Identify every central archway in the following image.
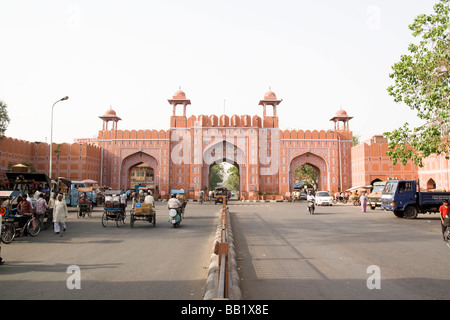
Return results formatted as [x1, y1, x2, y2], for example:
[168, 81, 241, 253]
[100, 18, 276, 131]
[202, 140, 246, 195]
[289, 152, 329, 192]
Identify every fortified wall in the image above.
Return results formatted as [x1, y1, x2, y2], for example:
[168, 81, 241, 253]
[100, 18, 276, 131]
[3, 89, 448, 198]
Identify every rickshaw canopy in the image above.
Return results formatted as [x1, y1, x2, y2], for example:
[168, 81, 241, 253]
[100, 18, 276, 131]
[0, 190, 21, 198]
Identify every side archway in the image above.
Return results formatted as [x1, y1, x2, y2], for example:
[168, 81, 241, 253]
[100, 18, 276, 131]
[289, 152, 329, 191]
[120, 152, 159, 190]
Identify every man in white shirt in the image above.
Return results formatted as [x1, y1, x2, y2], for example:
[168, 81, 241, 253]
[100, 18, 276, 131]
[167, 194, 182, 210]
[144, 192, 155, 208]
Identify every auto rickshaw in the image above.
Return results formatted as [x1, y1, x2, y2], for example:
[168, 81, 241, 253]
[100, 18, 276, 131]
[214, 187, 228, 205]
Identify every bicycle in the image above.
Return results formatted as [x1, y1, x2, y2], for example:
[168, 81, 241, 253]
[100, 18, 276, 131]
[1, 214, 41, 244]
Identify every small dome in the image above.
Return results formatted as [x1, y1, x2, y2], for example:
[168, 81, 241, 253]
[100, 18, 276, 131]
[104, 108, 117, 116]
[264, 90, 277, 101]
[173, 90, 186, 100]
[335, 109, 348, 116]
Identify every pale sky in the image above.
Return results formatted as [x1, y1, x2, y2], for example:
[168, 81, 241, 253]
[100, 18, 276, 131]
[0, 0, 437, 144]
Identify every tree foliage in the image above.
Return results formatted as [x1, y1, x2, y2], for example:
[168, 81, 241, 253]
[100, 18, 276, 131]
[209, 164, 224, 190]
[294, 164, 318, 190]
[385, 0, 450, 167]
[0, 100, 10, 138]
[224, 165, 239, 190]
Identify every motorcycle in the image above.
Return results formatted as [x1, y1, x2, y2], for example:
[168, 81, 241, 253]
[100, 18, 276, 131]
[307, 200, 315, 215]
[168, 208, 182, 227]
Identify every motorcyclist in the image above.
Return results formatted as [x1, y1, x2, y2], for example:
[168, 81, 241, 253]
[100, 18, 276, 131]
[307, 190, 315, 200]
[306, 190, 315, 212]
[168, 194, 182, 214]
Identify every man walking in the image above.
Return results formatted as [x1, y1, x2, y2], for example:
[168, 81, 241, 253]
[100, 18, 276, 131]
[439, 199, 449, 241]
[34, 193, 48, 228]
[54, 194, 68, 236]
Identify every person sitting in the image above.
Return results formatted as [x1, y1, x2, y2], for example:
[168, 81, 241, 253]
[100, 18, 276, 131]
[168, 194, 182, 214]
[144, 191, 155, 208]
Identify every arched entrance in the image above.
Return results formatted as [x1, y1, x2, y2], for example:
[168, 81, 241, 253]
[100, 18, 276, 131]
[120, 152, 159, 190]
[202, 140, 245, 195]
[370, 178, 382, 185]
[289, 152, 329, 192]
[209, 161, 240, 194]
[427, 178, 436, 190]
[129, 163, 154, 189]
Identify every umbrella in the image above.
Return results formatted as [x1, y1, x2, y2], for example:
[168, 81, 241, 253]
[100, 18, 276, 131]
[82, 179, 98, 185]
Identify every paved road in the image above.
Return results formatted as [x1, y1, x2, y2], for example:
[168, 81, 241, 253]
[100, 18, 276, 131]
[3, 200, 450, 301]
[231, 202, 450, 300]
[0, 202, 218, 300]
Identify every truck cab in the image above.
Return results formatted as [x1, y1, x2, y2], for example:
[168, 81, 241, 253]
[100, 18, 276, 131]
[382, 180, 450, 219]
[381, 180, 415, 217]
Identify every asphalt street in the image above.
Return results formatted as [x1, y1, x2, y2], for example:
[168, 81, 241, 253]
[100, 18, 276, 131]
[231, 201, 450, 300]
[0, 201, 218, 300]
[2, 200, 450, 301]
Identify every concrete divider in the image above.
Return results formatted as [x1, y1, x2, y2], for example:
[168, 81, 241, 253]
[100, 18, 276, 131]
[203, 206, 242, 300]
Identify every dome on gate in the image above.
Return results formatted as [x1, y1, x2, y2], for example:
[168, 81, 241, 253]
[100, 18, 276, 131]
[335, 108, 348, 116]
[173, 90, 186, 100]
[104, 107, 117, 116]
[263, 90, 277, 101]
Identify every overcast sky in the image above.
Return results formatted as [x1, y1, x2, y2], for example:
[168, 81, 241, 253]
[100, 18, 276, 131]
[0, 0, 437, 144]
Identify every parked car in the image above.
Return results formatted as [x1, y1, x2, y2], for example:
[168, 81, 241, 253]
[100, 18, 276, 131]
[315, 191, 333, 206]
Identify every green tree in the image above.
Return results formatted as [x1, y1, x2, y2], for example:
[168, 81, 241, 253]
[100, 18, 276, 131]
[294, 164, 318, 190]
[0, 100, 10, 138]
[209, 164, 224, 190]
[224, 165, 239, 190]
[385, 0, 450, 167]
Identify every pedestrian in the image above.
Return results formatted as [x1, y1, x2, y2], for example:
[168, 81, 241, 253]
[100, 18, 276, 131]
[360, 191, 367, 212]
[48, 192, 57, 221]
[53, 194, 68, 236]
[120, 191, 128, 215]
[34, 193, 48, 228]
[439, 199, 449, 241]
[0, 205, 3, 265]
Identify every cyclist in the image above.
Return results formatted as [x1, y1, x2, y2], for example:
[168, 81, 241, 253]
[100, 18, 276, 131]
[17, 196, 35, 230]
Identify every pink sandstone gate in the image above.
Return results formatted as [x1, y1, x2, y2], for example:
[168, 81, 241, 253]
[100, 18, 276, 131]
[97, 89, 353, 199]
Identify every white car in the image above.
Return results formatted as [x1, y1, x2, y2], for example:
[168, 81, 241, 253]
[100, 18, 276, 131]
[315, 191, 333, 206]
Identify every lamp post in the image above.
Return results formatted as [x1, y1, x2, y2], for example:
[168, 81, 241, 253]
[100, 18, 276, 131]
[329, 130, 342, 193]
[49, 96, 69, 179]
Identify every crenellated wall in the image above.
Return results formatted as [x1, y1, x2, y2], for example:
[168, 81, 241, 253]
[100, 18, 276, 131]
[0, 136, 102, 183]
[351, 135, 419, 187]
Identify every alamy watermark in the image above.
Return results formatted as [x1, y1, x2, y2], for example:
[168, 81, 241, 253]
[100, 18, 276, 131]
[366, 265, 381, 290]
[170, 128, 280, 175]
[366, 5, 381, 30]
[66, 265, 81, 290]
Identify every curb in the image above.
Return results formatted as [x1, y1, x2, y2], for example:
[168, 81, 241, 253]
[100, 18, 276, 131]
[203, 209, 242, 300]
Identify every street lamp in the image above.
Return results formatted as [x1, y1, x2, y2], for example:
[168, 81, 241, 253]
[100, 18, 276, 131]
[49, 96, 69, 179]
[328, 129, 342, 193]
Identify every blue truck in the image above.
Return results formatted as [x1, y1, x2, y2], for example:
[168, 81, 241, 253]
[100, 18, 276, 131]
[381, 180, 450, 219]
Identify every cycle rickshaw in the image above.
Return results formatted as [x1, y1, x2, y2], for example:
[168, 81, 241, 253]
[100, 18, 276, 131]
[1, 190, 40, 244]
[77, 188, 93, 218]
[101, 191, 125, 228]
[130, 203, 156, 228]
